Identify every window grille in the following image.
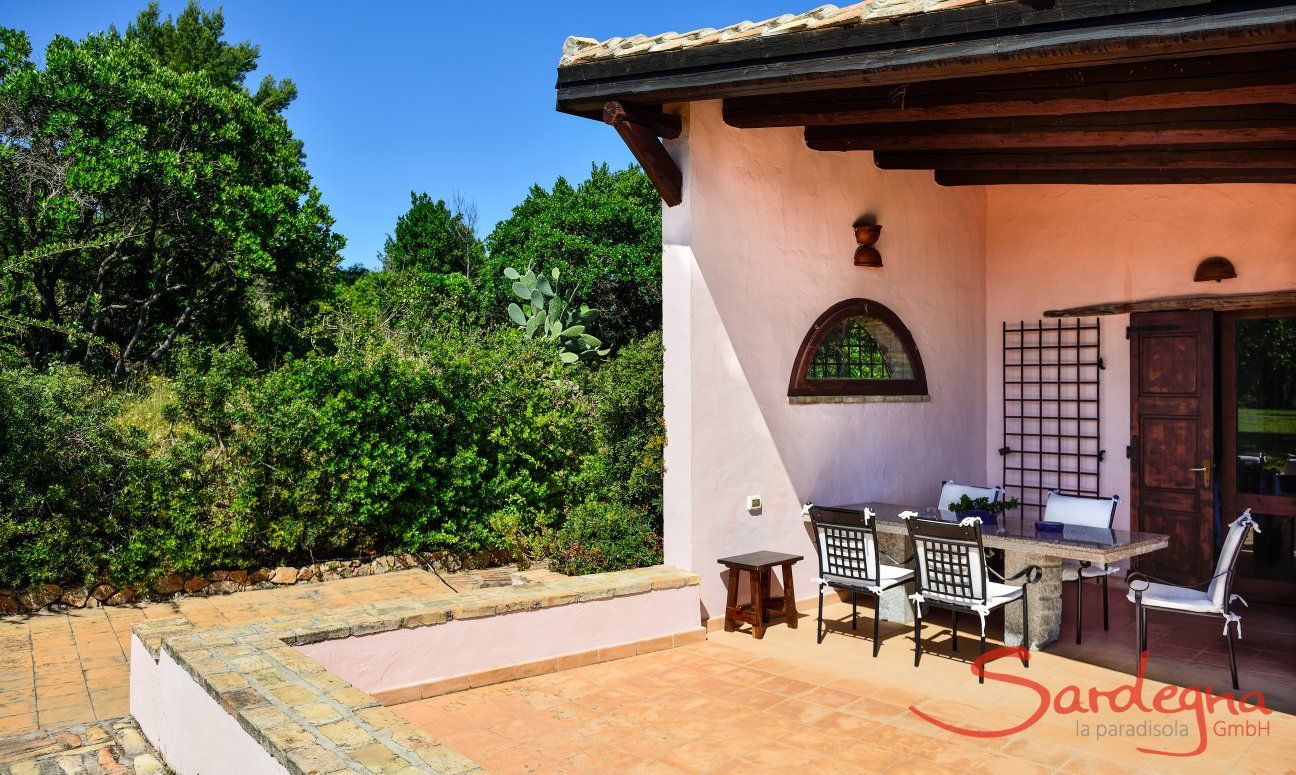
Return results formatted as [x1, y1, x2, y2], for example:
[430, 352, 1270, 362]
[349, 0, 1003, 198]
[807, 318, 914, 381]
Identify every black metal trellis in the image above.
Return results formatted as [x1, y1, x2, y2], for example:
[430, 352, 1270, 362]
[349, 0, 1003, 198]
[1001, 318, 1104, 519]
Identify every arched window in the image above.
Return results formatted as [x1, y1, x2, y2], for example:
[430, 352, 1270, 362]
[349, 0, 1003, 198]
[788, 299, 928, 399]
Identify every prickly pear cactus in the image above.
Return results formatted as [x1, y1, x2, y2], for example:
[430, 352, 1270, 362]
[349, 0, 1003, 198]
[504, 266, 610, 363]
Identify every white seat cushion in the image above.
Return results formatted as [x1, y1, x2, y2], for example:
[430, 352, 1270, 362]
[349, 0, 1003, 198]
[923, 580, 1023, 610]
[824, 563, 913, 591]
[1126, 582, 1220, 614]
[1061, 559, 1118, 581]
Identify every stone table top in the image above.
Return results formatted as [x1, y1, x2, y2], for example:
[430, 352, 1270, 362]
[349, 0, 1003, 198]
[808, 501, 1169, 565]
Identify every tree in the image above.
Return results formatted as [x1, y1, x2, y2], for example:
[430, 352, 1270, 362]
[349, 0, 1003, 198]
[124, 1, 297, 112]
[381, 192, 484, 277]
[482, 164, 661, 348]
[0, 8, 342, 377]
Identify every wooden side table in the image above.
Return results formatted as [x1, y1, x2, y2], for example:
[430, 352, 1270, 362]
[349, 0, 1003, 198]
[717, 551, 803, 639]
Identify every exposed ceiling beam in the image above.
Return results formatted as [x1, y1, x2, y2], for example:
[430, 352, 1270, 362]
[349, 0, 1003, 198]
[805, 106, 1296, 151]
[874, 146, 1296, 170]
[723, 51, 1296, 127]
[602, 101, 681, 139]
[603, 102, 682, 206]
[933, 169, 1296, 185]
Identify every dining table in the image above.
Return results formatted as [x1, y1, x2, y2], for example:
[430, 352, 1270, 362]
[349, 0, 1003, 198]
[806, 501, 1170, 649]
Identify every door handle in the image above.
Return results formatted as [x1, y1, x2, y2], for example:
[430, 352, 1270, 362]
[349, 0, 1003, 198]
[1189, 459, 1212, 488]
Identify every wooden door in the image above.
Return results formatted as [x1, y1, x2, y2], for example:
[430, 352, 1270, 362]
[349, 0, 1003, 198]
[1130, 310, 1215, 584]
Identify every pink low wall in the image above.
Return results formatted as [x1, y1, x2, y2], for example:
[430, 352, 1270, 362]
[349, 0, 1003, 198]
[130, 636, 290, 775]
[296, 585, 699, 694]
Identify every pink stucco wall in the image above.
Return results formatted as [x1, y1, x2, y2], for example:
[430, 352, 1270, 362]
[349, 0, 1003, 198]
[296, 586, 700, 694]
[666, 101, 1296, 618]
[663, 100, 989, 620]
[984, 185, 1296, 531]
[131, 636, 290, 775]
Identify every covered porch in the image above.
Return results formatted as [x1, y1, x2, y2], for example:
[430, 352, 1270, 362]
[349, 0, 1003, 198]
[556, 0, 1296, 759]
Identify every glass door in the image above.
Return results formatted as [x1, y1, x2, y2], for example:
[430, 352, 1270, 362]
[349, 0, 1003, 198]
[1221, 309, 1296, 601]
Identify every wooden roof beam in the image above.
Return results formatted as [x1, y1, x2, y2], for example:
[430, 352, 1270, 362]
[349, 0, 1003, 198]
[603, 101, 682, 206]
[933, 169, 1296, 185]
[723, 50, 1296, 126]
[805, 106, 1296, 151]
[874, 146, 1296, 171]
[1045, 290, 1296, 317]
[602, 101, 681, 139]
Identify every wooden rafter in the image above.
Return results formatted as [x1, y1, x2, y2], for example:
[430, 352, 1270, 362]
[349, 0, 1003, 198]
[602, 102, 681, 139]
[933, 169, 1296, 185]
[603, 101, 683, 206]
[806, 105, 1296, 152]
[1045, 290, 1296, 317]
[723, 51, 1296, 127]
[874, 146, 1296, 171]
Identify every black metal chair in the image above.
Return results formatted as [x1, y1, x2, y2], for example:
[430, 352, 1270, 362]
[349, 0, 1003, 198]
[1128, 509, 1259, 691]
[1043, 491, 1121, 644]
[810, 507, 915, 657]
[902, 513, 1041, 683]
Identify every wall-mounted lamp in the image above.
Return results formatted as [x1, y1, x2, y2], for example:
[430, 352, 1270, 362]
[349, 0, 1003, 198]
[1194, 256, 1237, 283]
[853, 220, 882, 267]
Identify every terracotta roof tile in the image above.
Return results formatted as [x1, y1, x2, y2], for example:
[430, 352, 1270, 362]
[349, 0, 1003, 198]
[559, 0, 1010, 66]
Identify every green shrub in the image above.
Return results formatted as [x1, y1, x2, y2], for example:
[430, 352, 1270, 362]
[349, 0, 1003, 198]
[548, 502, 662, 576]
[0, 366, 139, 588]
[576, 331, 664, 520]
[228, 326, 589, 561]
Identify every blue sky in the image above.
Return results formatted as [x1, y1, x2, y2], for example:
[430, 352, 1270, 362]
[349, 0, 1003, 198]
[4, 0, 797, 267]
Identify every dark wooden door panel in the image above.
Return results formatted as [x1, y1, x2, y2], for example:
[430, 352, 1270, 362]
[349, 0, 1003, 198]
[1139, 508, 1213, 580]
[1139, 416, 1201, 490]
[1139, 335, 1200, 395]
[1130, 310, 1214, 584]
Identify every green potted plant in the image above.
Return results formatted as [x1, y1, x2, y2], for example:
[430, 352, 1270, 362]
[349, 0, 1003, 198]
[947, 494, 1020, 526]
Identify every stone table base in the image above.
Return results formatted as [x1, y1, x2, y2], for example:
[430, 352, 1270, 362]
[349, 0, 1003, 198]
[1003, 551, 1063, 650]
[875, 531, 915, 624]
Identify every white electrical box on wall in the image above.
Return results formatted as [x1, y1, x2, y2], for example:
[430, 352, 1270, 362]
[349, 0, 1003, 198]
[746, 495, 762, 512]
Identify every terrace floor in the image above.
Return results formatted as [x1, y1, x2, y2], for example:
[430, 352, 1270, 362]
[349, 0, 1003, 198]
[394, 595, 1296, 775]
[0, 566, 543, 738]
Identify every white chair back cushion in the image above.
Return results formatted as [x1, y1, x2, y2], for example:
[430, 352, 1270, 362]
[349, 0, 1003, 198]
[1208, 514, 1252, 609]
[938, 482, 1000, 510]
[1044, 492, 1118, 529]
[816, 524, 878, 582]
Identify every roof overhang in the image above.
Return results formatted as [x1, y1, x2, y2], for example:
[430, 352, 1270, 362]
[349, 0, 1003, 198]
[558, 0, 1296, 113]
[555, 0, 1296, 195]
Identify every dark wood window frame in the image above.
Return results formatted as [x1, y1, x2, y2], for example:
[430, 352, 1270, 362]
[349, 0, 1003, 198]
[788, 298, 929, 399]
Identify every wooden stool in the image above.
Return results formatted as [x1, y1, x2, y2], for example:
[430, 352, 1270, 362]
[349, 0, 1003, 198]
[717, 551, 803, 639]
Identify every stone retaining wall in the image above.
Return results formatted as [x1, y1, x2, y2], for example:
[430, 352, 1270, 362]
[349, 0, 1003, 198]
[0, 551, 513, 615]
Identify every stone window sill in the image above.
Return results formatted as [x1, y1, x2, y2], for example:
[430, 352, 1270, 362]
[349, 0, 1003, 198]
[789, 394, 931, 405]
